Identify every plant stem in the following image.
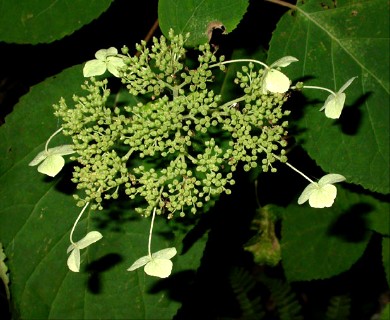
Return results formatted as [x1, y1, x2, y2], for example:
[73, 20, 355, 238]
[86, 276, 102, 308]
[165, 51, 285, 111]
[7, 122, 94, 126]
[69, 201, 90, 245]
[148, 207, 157, 258]
[265, 0, 297, 10]
[260, 146, 316, 184]
[209, 59, 268, 69]
[301, 85, 335, 95]
[44, 127, 63, 152]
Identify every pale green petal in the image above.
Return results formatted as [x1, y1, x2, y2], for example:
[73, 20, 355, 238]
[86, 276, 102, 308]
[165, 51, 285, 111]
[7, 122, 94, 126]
[127, 255, 151, 271]
[37, 154, 64, 177]
[104, 47, 118, 57]
[144, 258, 173, 278]
[83, 59, 107, 77]
[298, 183, 318, 205]
[338, 77, 357, 94]
[324, 92, 346, 119]
[95, 48, 109, 60]
[318, 174, 346, 186]
[48, 144, 75, 156]
[67, 248, 80, 272]
[270, 56, 298, 68]
[264, 69, 290, 93]
[308, 184, 337, 208]
[106, 57, 125, 77]
[76, 231, 103, 250]
[152, 247, 177, 260]
[66, 243, 75, 254]
[29, 150, 48, 166]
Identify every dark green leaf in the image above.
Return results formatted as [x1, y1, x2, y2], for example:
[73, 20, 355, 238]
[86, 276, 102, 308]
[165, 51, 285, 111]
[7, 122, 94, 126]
[158, 0, 249, 47]
[268, 0, 389, 194]
[280, 185, 387, 281]
[0, 0, 113, 44]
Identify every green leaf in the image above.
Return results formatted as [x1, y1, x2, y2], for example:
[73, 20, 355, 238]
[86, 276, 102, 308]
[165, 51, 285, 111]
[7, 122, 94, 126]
[268, 0, 389, 194]
[382, 237, 390, 288]
[0, 0, 113, 44]
[280, 185, 389, 281]
[0, 66, 206, 318]
[158, 0, 249, 47]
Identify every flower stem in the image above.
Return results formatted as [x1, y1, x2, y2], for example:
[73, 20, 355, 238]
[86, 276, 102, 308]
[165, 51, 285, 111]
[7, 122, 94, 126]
[44, 127, 63, 152]
[69, 201, 90, 245]
[148, 207, 157, 258]
[261, 146, 316, 184]
[300, 85, 335, 96]
[209, 59, 268, 69]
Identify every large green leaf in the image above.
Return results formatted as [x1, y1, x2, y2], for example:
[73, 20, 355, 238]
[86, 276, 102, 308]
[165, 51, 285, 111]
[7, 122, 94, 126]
[0, 0, 113, 44]
[158, 0, 249, 47]
[268, 0, 389, 194]
[280, 185, 389, 281]
[0, 66, 206, 318]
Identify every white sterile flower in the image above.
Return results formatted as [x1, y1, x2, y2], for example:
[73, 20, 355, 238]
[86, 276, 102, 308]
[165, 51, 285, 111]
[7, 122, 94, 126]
[29, 145, 74, 177]
[320, 77, 357, 119]
[262, 56, 298, 94]
[298, 174, 346, 208]
[67, 231, 103, 272]
[83, 47, 126, 77]
[128, 247, 177, 278]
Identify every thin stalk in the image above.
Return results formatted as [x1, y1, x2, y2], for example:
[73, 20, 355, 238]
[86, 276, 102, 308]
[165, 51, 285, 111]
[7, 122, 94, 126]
[148, 207, 157, 258]
[44, 127, 63, 152]
[69, 202, 90, 245]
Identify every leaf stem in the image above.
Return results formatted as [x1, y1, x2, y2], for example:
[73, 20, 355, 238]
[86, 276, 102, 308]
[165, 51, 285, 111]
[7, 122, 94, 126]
[45, 127, 63, 153]
[69, 201, 90, 245]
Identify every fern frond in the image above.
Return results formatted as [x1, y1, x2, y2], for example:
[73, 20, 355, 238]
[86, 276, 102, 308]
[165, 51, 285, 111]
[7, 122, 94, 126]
[325, 295, 351, 320]
[261, 276, 303, 320]
[229, 268, 265, 319]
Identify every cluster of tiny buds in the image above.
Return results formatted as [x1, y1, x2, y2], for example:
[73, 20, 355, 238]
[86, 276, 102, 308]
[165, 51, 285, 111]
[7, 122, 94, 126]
[53, 30, 291, 216]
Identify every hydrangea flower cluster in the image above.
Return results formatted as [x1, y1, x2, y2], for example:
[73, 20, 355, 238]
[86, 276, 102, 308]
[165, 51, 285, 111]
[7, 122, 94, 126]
[52, 31, 293, 218]
[29, 30, 354, 274]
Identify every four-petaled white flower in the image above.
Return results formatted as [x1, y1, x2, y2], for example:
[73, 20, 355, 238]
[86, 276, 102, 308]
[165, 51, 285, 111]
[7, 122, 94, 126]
[298, 174, 346, 208]
[67, 231, 103, 272]
[262, 56, 298, 94]
[29, 145, 74, 177]
[320, 77, 357, 119]
[83, 47, 126, 77]
[128, 247, 177, 278]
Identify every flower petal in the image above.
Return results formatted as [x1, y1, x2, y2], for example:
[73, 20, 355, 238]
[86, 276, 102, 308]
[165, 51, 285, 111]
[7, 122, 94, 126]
[318, 174, 346, 186]
[297, 183, 318, 205]
[29, 150, 48, 166]
[152, 247, 177, 260]
[144, 258, 173, 278]
[76, 231, 103, 250]
[127, 255, 151, 271]
[83, 60, 107, 77]
[37, 154, 65, 177]
[106, 57, 126, 77]
[270, 56, 299, 68]
[67, 248, 80, 272]
[324, 92, 346, 119]
[264, 69, 290, 93]
[48, 145, 75, 156]
[67, 243, 75, 254]
[308, 184, 337, 208]
[338, 77, 357, 94]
